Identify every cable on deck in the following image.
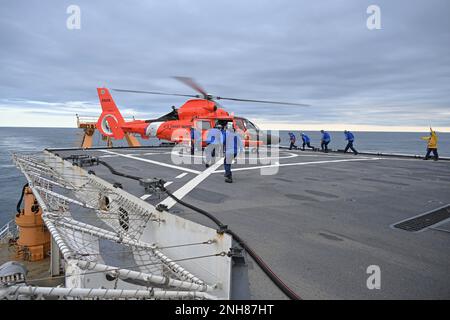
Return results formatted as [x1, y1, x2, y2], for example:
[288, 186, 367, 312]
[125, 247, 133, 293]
[99, 159, 302, 300]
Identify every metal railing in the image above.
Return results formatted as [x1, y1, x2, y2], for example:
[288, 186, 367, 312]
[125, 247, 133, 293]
[0, 220, 18, 243]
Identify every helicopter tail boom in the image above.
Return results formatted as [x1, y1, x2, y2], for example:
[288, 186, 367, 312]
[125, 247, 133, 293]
[96, 88, 126, 139]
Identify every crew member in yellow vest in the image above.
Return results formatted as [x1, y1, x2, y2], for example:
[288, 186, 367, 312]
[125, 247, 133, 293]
[421, 128, 439, 161]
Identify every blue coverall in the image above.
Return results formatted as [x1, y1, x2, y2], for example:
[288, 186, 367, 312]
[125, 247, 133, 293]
[301, 134, 314, 150]
[321, 132, 331, 151]
[344, 131, 358, 155]
[223, 130, 244, 179]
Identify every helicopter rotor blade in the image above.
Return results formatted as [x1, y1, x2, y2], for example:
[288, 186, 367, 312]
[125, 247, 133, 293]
[112, 88, 199, 99]
[114, 77, 309, 107]
[215, 96, 309, 107]
[173, 76, 208, 97]
[173, 76, 308, 106]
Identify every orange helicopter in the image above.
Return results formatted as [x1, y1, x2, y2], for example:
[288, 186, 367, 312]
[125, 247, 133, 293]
[96, 77, 308, 147]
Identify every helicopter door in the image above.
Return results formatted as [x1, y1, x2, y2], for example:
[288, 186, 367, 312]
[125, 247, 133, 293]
[194, 119, 212, 131]
[194, 119, 213, 146]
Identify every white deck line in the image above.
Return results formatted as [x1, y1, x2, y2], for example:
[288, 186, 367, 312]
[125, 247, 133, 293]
[164, 181, 173, 187]
[98, 155, 118, 158]
[157, 158, 224, 210]
[171, 149, 299, 160]
[175, 172, 188, 179]
[140, 194, 152, 200]
[100, 150, 201, 174]
[213, 157, 382, 173]
[142, 152, 173, 155]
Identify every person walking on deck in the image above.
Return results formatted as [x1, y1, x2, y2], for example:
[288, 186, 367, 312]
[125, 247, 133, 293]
[301, 133, 315, 150]
[223, 123, 244, 183]
[421, 128, 439, 161]
[320, 130, 331, 152]
[344, 130, 358, 155]
[190, 126, 201, 156]
[204, 124, 223, 167]
[288, 132, 298, 150]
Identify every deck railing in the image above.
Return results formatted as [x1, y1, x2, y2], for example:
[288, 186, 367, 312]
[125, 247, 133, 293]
[0, 220, 18, 243]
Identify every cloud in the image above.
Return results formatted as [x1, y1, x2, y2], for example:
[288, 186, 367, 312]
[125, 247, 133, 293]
[0, 0, 449, 130]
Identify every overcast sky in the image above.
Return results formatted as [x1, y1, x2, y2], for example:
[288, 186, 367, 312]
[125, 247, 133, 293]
[0, 0, 449, 131]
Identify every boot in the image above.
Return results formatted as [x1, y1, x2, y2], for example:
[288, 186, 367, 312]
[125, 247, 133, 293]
[225, 175, 233, 183]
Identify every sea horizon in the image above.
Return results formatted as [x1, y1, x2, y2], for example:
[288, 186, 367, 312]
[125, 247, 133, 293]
[1, 125, 449, 134]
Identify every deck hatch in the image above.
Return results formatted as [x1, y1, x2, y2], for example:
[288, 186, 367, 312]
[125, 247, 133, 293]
[393, 205, 450, 232]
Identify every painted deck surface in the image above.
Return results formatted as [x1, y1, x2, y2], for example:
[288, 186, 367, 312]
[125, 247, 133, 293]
[47, 147, 450, 299]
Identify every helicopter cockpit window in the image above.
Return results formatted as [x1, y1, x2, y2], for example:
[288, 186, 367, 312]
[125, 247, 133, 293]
[215, 120, 228, 128]
[243, 119, 258, 131]
[196, 121, 211, 130]
[235, 119, 246, 131]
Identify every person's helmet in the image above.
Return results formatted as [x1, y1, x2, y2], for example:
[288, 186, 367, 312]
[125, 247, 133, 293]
[320, 130, 324, 133]
[344, 130, 348, 133]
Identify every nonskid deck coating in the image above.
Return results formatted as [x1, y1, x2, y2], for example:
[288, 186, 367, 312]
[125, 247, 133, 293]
[53, 147, 450, 299]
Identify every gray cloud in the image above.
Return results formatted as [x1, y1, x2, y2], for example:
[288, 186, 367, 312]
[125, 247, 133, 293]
[0, 0, 449, 128]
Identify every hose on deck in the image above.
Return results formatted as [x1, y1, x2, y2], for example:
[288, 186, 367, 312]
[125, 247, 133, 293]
[16, 183, 29, 214]
[98, 159, 301, 300]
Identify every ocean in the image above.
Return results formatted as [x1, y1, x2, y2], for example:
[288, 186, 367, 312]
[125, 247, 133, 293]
[1, 127, 449, 226]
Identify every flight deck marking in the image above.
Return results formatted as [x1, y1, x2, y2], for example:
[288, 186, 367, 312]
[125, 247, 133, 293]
[213, 157, 382, 173]
[170, 149, 298, 160]
[98, 155, 118, 158]
[140, 194, 152, 200]
[279, 146, 372, 158]
[176, 172, 188, 179]
[100, 150, 201, 174]
[287, 153, 352, 158]
[143, 152, 173, 155]
[157, 158, 224, 210]
[164, 181, 173, 187]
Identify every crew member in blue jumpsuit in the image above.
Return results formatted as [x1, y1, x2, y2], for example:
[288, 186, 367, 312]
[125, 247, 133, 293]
[190, 126, 201, 156]
[288, 132, 298, 150]
[205, 124, 223, 167]
[320, 130, 331, 152]
[301, 133, 315, 150]
[344, 130, 358, 155]
[223, 123, 244, 183]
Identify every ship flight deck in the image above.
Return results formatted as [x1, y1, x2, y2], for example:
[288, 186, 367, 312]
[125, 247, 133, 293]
[46, 146, 450, 299]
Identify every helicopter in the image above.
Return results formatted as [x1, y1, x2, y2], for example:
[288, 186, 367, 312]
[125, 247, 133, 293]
[96, 77, 308, 147]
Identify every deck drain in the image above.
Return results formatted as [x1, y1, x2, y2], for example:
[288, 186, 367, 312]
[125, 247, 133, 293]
[393, 204, 450, 232]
